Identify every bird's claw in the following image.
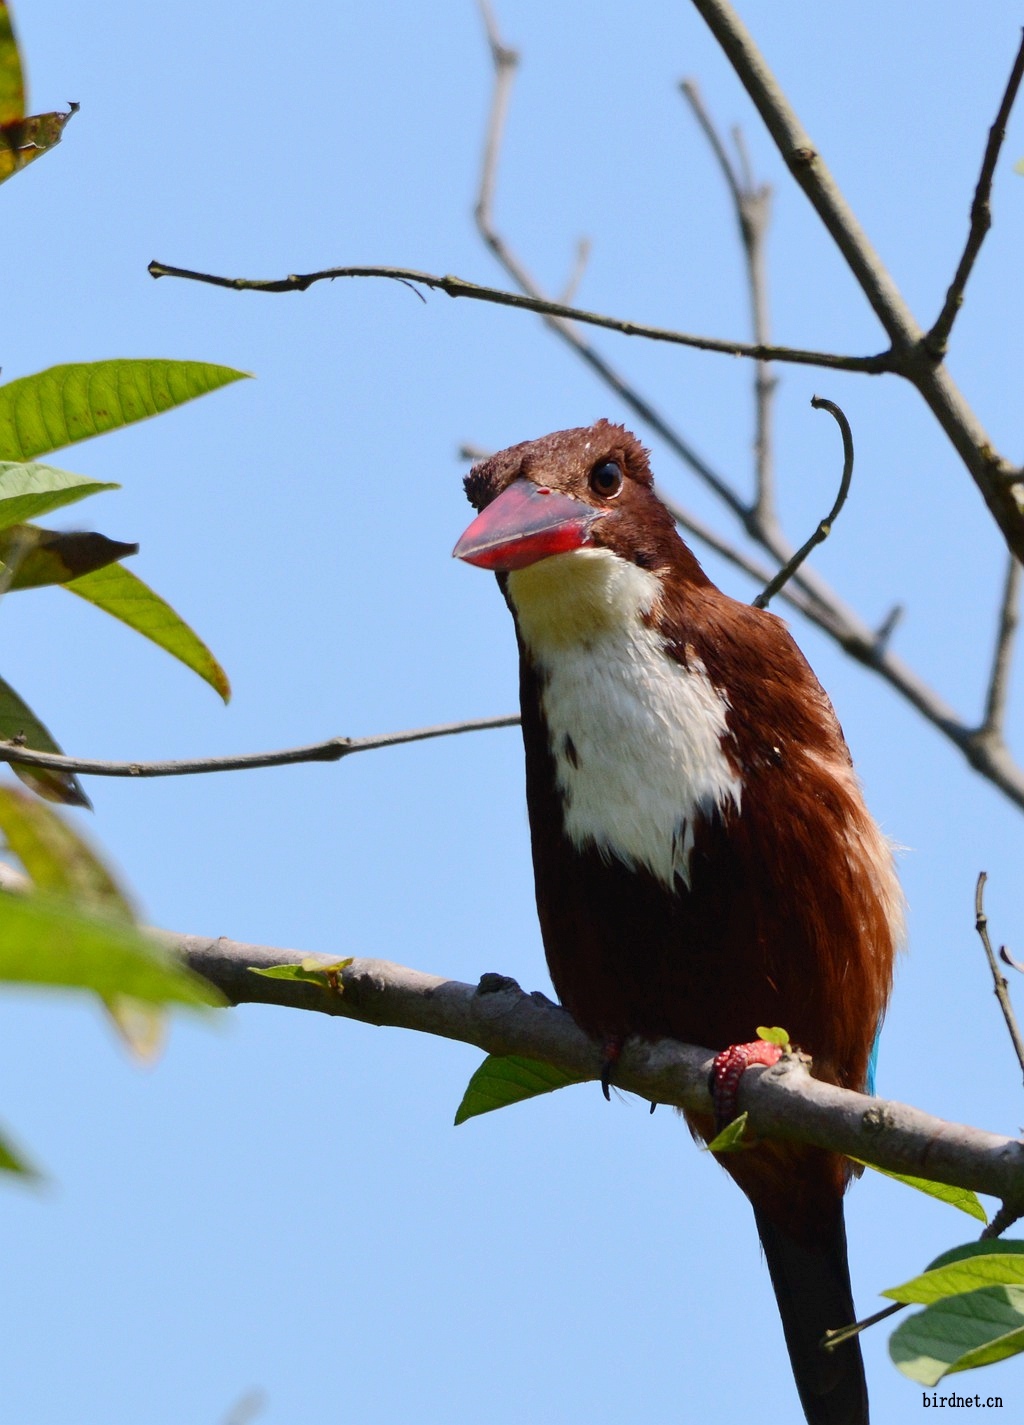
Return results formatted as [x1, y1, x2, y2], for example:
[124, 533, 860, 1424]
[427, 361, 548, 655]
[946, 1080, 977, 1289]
[599, 1035, 624, 1101]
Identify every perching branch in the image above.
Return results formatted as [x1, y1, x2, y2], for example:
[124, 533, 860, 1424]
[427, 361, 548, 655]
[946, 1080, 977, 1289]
[158, 928, 1024, 1214]
[0, 715, 519, 780]
[927, 29, 1024, 357]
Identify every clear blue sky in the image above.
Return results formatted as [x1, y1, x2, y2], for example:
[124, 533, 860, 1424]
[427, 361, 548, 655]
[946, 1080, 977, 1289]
[2, 2, 1024, 1420]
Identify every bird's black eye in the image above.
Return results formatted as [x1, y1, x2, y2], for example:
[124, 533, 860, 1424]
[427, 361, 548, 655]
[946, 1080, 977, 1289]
[589, 460, 623, 499]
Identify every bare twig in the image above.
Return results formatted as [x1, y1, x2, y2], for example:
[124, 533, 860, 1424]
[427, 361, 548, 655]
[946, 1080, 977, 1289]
[557, 237, 592, 307]
[979, 554, 1021, 741]
[147, 259, 885, 374]
[823, 1302, 904, 1351]
[680, 81, 777, 532]
[150, 930, 1024, 1211]
[974, 872, 1024, 1085]
[688, 0, 1024, 564]
[928, 29, 1024, 357]
[0, 714, 519, 781]
[752, 396, 853, 610]
[981, 1201, 1024, 1240]
[873, 604, 904, 655]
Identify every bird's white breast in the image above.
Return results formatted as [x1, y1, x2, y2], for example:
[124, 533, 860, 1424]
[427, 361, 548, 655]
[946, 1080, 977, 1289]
[508, 549, 742, 888]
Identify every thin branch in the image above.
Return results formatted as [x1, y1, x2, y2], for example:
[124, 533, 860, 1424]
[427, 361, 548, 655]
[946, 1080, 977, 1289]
[823, 1302, 904, 1351]
[680, 81, 778, 532]
[147, 259, 886, 375]
[156, 930, 1024, 1211]
[557, 237, 591, 307]
[928, 29, 1024, 357]
[979, 554, 1021, 740]
[974, 872, 1024, 1086]
[981, 1201, 1024, 1240]
[752, 396, 853, 609]
[0, 715, 519, 781]
[688, 0, 1024, 565]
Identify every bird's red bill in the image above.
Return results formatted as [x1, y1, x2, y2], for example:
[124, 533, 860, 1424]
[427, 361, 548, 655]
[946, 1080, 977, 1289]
[453, 477, 607, 571]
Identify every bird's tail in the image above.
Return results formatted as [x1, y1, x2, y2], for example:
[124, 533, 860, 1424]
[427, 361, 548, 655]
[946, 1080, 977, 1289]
[753, 1203, 868, 1425]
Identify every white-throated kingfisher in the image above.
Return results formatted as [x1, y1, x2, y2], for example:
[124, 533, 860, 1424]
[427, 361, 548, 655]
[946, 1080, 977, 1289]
[453, 420, 902, 1425]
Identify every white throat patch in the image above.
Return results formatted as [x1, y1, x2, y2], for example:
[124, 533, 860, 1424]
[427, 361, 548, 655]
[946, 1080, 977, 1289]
[508, 549, 742, 888]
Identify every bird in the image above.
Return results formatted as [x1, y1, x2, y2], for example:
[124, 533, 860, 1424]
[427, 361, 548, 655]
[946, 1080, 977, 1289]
[452, 419, 902, 1425]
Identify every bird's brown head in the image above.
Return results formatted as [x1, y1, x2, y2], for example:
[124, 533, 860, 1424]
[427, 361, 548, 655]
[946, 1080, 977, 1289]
[453, 420, 700, 589]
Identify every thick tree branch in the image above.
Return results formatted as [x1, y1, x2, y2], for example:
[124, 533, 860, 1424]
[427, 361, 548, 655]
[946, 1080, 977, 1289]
[161, 930, 1024, 1212]
[689, 0, 1024, 563]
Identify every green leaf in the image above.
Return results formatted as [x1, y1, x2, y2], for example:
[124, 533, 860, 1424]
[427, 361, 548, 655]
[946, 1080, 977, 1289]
[0, 787, 178, 1058]
[889, 1285, 1024, 1385]
[0, 674, 89, 807]
[0, 461, 116, 531]
[852, 1159, 987, 1222]
[926, 1241, 1024, 1272]
[0, 1124, 40, 1180]
[0, 524, 137, 590]
[0, 3, 25, 126]
[706, 1112, 751, 1154]
[0, 890, 221, 1006]
[0, 102, 77, 187]
[454, 1054, 585, 1125]
[0, 360, 250, 460]
[886, 1246, 1024, 1306]
[0, 784, 132, 914]
[251, 957, 352, 987]
[66, 562, 230, 702]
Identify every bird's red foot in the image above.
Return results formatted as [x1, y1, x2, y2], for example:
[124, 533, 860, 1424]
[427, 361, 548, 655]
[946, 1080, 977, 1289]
[600, 1036, 624, 1101]
[711, 1040, 784, 1131]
